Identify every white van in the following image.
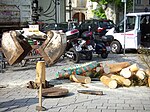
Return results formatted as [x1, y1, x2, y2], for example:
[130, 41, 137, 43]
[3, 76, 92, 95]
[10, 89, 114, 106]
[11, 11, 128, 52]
[106, 12, 150, 53]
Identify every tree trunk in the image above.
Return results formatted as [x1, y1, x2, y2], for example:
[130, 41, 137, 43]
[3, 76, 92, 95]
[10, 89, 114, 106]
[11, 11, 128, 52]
[111, 75, 131, 86]
[128, 63, 139, 72]
[104, 62, 130, 74]
[120, 68, 132, 78]
[148, 77, 150, 87]
[100, 75, 118, 89]
[145, 69, 150, 77]
[135, 69, 146, 80]
[70, 75, 91, 84]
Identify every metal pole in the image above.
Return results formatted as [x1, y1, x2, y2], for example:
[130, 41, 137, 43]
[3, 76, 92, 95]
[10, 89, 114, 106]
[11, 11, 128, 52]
[123, 1, 126, 55]
[133, 0, 135, 12]
[69, 0, 72, 21]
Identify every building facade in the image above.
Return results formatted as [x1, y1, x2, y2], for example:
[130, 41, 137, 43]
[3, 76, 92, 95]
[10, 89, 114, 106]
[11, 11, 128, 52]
[134, 0, 150, 12]
[66, 0, 98, 23]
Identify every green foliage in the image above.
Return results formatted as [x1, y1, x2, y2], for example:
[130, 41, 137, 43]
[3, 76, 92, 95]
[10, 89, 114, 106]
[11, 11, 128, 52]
[91, 0, 133, 19]
[92, 7, 106, 19]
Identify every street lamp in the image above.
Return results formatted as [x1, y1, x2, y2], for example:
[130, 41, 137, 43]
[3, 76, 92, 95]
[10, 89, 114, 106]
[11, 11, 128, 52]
[69, 0, 72, 21]
[121, 0, 126, 55]
[32, 0, 39, 23]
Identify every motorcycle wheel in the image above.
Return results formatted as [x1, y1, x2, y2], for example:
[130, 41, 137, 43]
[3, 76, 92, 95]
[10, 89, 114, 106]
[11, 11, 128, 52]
[101, 52, 108, 59]
[69, 48, 80, 63]
[86, 51, 93, 60]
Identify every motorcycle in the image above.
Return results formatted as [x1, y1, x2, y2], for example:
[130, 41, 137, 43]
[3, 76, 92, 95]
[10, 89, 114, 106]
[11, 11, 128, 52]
[81, 31, 113, 59]
[64, 29, 93, 63]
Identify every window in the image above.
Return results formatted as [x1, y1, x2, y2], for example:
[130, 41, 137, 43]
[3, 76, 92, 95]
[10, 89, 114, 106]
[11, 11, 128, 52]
[116, 16, 136, 32]
[136, 0, 141, 5]
[126, 16, 136, 31]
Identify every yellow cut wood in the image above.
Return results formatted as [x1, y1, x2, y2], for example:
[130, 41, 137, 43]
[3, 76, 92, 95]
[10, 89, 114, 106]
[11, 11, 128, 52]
[135, 69, 146, 80]
[148, 77, 150, 87]
[128, 63, 139, 72]
[111, 75, 131, 86]
[100, 75, 118, 89]
[120, 68, 132, 78]
[70, 75, 91, 84]
[145, 69, 150, 77]
[104, 62, 130, 74]
[35, 61, 46, 87]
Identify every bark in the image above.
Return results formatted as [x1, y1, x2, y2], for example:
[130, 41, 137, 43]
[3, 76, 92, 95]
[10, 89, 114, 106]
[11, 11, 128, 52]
[70, 75, 91, 84]
[104, 62, 130, 74]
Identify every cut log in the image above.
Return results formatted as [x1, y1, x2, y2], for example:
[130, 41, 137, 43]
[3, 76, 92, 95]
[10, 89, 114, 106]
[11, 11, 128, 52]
[70, 75, 91, 84]
[135, 69, 146, 80]
[145, 69, 150, 77]
[128, 63, 139, 72]
[35, 61, 46, 87]
[96, 67, 101, 72]
[110, 75, 131, 86]
[148, 77, 150, 87]
[120, 68, 132, 78]
[103, 62, 130, 74]
[100, 75, 118, 89]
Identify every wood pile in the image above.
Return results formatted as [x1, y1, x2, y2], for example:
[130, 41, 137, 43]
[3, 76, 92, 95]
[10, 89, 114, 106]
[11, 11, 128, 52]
[101, 62, 150, 88]
[56, 61, 150, 89]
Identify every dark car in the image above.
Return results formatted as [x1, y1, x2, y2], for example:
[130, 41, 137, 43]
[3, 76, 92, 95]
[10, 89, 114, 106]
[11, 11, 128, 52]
[40, 22, 78, 33]
[77, 19, 114, 37]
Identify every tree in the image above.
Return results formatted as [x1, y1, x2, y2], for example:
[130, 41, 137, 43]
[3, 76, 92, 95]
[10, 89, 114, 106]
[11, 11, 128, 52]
[91, 0, 133, 21]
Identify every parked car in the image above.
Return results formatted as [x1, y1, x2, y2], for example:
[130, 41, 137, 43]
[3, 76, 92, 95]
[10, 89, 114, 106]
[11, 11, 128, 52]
[77, 19, 114, 37]
[40, 22, 78, 33]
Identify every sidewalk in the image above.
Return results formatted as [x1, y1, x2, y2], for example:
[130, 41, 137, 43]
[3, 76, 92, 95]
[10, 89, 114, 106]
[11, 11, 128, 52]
[0, 54, 150, 112]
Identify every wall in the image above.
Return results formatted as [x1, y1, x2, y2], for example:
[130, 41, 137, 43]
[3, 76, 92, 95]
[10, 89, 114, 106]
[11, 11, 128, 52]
[38, 0, 65, 23]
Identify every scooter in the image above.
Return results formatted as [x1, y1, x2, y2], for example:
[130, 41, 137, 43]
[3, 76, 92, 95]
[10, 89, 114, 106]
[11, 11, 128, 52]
[81, 31, 113, 58]
[64, 29, 93, 62]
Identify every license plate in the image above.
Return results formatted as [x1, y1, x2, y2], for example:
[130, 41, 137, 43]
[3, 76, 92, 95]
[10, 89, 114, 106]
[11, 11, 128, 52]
[106, 46, 111, 51]
[88, 45, 93, 50]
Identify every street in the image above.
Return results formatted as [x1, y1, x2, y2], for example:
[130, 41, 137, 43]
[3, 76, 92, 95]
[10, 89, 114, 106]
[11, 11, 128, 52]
[0, 53, 150, 112]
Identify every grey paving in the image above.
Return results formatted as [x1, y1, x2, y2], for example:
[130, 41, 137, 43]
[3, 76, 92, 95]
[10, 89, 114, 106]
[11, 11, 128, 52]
[0, 54, 150, 112]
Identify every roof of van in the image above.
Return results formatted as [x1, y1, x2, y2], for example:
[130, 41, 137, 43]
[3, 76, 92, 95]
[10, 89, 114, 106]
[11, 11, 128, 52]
[127, 12, 150, 16]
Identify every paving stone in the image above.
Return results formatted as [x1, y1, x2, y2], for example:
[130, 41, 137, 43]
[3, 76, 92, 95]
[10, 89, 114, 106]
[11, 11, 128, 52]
[108, 99, 124, 104]
[74, 108, 88, 112]
[76, 105, 87, 109]
[101, 109, 116, 112]
[59, 108, 74, 112]
[116, 104, 130, 107]
[138, 110, 150, 112]
[103, 103, 116, 107]
[125, 100, 142, 104]
[97, 106, 107, 109]
[117, 110, 137, 112]
[123, 107, 134, 110]
[87, 108, 101, 112]
[108, 106, 123, 109]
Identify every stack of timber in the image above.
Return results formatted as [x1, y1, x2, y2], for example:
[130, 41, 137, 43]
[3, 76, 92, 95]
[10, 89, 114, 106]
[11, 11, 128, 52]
[101, 62, 150, 88]
[56, 61, 150, 88]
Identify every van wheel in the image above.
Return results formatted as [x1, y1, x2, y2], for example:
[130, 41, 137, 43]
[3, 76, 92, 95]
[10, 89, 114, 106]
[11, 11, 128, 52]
[110, 41, 121, 53]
